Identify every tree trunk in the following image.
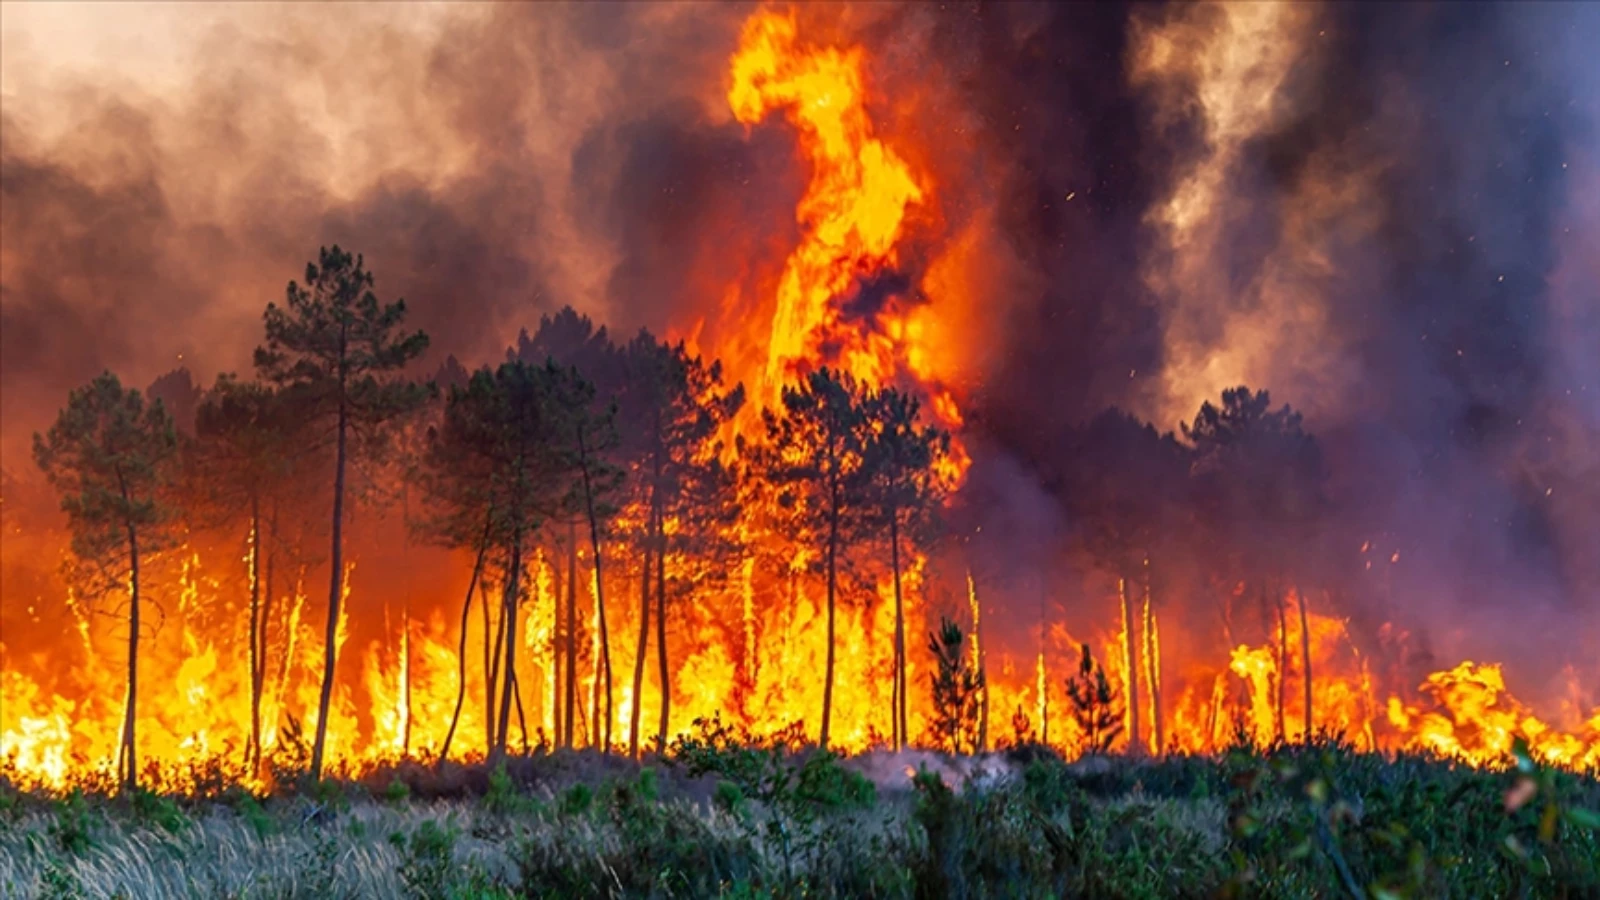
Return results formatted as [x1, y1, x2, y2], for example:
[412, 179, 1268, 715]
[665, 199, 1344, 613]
[482, 576, 498, 756]
[821, 483, 839, 750]
[1143, 565, 1164, 755]
[439, 516, 491, 767]
[310, 381, 348, 781]
[564, 524, 578, 749]
[578, 428, 613, 751]
[1274, 582, 1288, 743]
[1120, 575, 1142, 755]
[255, 504, 276, 771]
[512, 667, 530, 754]
[491, 537, 523, 766]
[890, 509, 906, 751]
[246, 493, 263, 770]
[1297, 586, 1313, 743]
[628, 500, 654, 758]
[972, 578, 988, 753]
[655, 517, 670, 751]
[122, 518, 142, 793]
[548, 541, 562, 745]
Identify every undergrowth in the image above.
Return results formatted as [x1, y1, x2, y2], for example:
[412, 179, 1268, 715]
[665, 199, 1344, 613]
[1, 731, 1596, 899]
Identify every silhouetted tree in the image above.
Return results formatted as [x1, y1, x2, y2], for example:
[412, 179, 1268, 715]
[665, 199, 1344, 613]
[1185, 387, 1325, 741]
[34, 372, 179, 791]
[1065, 643, 1123, 755]
[1055, 409, 1190, 754]
[254, 246, 430, 779]
[616, 332, 744, 756]
[858, 387, 950, 751]
[193, 375, 300, 771]
[548, 365, 624, 750]
[927, 616, 984, 754]
[749, 368, 873, 749]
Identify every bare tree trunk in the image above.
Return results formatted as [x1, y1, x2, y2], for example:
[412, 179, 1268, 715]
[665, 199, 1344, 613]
[564, 523, 578, 749]
[439, 516, 491, 767]
[512, 668, 530, 755]
[1297, 586, 1313, 743]
[820, 488, 839, 750]
[491, 538, 524, 766]
[482, 577, 498, 756]
[1120, 575, 1142, 755]
[578, 428, 613, 751]
[246, 494, 263, 770]
[548, 541, 562, 745]
[255, 505, 276, 771]
[655, 520, 670, 751]
[1274, 582, 1289, 743]
[121, 517, 142, 793]
[400, 490, 412, 759]
[628, 501, 654, 758]
[972, 576, 988, 753]
[310, 378, 348, 781]
[890, 510, 906, 751]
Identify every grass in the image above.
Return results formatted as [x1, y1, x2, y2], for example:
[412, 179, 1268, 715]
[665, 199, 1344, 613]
[2, 731, 1597, 899]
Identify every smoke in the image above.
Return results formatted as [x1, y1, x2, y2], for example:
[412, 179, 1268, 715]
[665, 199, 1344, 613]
[0, 2, 763, 465]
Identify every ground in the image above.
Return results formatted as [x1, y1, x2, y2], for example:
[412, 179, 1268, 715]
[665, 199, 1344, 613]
[2, 737, 1598, 899]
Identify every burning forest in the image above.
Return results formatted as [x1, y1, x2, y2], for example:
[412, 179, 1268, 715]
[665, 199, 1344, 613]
[3, 1, 1599, 801]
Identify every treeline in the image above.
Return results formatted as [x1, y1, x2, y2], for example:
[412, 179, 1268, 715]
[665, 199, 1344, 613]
[31, 247, 962, 789]
[32, 246, 1334, 792]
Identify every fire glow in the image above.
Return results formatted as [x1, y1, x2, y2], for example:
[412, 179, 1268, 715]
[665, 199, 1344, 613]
[2, 6, 1598, 792]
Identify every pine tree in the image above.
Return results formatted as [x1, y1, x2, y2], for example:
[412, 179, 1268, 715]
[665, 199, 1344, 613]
[1065, 643, 1123, 755]
[927, 616, 984, 754]
[192, 375, 301, 771]
[749, 368, 873, 749]
[33, 372, 179, 791]
[858, 387, 950, 751]
[253, 246, 429, 779]
[616, 332, 744, 756]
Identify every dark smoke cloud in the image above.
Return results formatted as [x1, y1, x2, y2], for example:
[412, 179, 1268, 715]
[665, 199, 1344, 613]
[911, 1, 1599, 683]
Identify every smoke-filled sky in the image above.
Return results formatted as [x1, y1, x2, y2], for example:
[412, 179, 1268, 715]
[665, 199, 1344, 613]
[3, 3, 1597, 672]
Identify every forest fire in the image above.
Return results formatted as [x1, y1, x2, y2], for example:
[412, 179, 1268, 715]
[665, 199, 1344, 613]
[2, 3, 1598, 796]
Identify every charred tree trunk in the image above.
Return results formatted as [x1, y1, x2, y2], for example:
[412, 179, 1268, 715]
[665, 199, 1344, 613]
[890, 508, 906, 751]
[564, 523, 578, 749]
[1274, 581, 1289, 743]
[1297, 586, 1313, 743]
[512, 668, 530, 754]
[246, 493, 263, 771]
[628, 500, 655, 758]
[120, 495, 142, 793]
[548, 541, 562, 746]
[482, 576, 498, 756]
[491, 536, 524, 766]
[310, 350, 348, 782]
[578, 426, 613, 751]
[820, 471, 840, 750]
[254, 504, 277, 772]
[655, 517, 670, 751]
[439, 515, 492, 767]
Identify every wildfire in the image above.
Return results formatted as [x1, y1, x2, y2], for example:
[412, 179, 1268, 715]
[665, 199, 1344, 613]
[1, 6, 1596, 793]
